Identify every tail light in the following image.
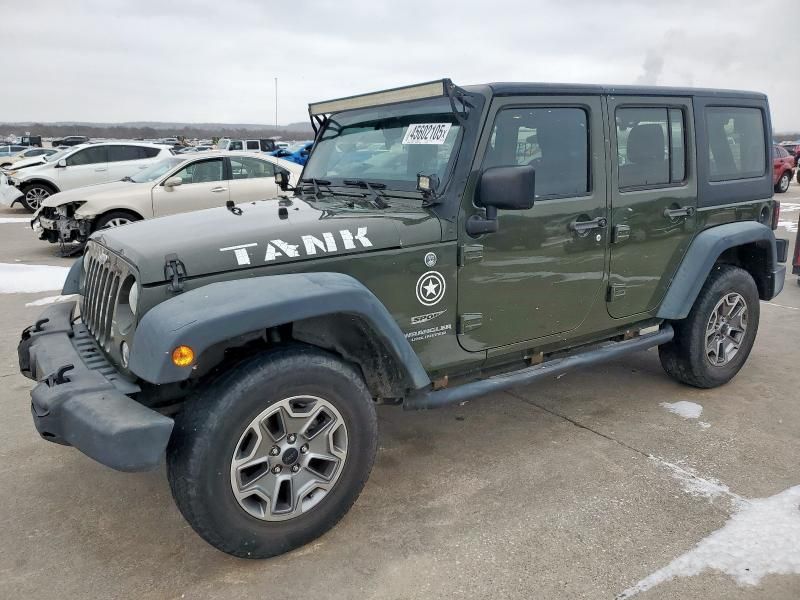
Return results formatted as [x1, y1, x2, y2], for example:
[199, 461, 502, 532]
[772, 201, 780, 231]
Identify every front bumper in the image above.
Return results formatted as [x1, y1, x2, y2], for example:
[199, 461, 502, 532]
[0, 176, 22, 206]
[18, 301, 173, 472]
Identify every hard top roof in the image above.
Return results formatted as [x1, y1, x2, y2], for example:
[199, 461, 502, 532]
[477, 82, 767, 100]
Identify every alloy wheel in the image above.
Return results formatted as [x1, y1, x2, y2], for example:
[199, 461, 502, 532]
[230, 395, 348, 522]
[25, 187, 50, 209]
[705, 292, 748, 366]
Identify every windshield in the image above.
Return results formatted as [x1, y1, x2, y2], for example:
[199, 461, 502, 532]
[43, 148, 71, 163]
[130, 156, 184, 183]
[303, 97, 462, 191]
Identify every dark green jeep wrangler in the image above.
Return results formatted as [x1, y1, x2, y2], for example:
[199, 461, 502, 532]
[18, 79, 788, 558]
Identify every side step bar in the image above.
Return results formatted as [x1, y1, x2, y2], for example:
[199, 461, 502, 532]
[403, 325, 674, 410]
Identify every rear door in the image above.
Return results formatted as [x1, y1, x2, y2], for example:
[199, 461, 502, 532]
[606, 96, 696, 318]
[151, 157, 228, 216]
[457, 95, 608, 351]
[227, 156, 279, 202]
[106, 145, 155, 180]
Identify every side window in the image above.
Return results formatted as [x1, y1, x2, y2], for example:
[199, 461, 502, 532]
[705, 107, 765, 181]
[245, 140, 260, 151]
[172, 159, 223, 184]
[482, 107, 589, 198]
[230, 157, 276, 179]
[616, 107, 686, 189]
[66, 146, 108, 166]
[108, 145, 144, 162]
[141, 147, 162, 158]
[229, 141, 243, 151]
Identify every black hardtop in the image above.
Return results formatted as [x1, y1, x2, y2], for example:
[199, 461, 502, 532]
[471, 82, 766, 100]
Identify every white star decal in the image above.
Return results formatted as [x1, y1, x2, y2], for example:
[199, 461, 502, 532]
[423, 278, 439, 298]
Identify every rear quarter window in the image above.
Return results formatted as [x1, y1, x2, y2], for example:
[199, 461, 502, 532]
[705, 107, 766, 181]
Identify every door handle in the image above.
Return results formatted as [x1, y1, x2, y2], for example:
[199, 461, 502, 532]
[211, 187, 227, 193]
[663, 206, 695, 219]
[569, 216, 607, 233]
[94, 167, 107, 172]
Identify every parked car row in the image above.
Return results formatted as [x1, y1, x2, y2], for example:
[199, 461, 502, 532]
[30, 151, 302, 251]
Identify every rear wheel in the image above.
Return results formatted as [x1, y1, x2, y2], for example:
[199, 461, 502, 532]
[167, 347, 378, 558]
[659, 265, 759, 388]
[20, 182, 56, 212]
[775, 172, 791, 193]
[94, 211, 141, 230]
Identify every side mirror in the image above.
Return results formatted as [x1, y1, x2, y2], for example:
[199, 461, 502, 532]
[466, 165, 535, 236]
[164, 176, 183, 189]
[56, 159, 67, 168]
[275, 170, 289, 191]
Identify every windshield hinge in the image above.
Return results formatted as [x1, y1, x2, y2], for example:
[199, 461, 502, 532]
[164, 253, 187, 293]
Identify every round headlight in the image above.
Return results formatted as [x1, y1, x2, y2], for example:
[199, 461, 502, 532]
[128, 283, 139, 316]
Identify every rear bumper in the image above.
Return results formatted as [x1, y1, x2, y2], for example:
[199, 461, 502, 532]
[18, 301, 173, 472]
[0, 179, 22, 206]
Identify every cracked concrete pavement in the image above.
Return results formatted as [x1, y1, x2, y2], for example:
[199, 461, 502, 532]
[1, 185, 799, 599]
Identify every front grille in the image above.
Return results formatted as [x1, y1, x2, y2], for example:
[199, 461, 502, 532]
[82, 246, 123, 349]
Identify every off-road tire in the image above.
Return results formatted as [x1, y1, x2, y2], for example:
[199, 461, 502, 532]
[20, 182, 56, 212]
[94, 210, 141, 230]
[774, 171, 791, 193]
[659, 265, 759, 388]
[167, 346, 378, 558]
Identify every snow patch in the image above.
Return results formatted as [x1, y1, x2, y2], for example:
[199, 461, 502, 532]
[780, 202, 800, 212]
[0, 217, 31, 224]
[618, 485, 800, 598]
[778, 219, 798, 233]
[25, 294, 77, 307]
[0, 263, 70, 294]
[660, 400, 703, 420]
[698, 421, 711, 430]
[652, 456, 743, 504]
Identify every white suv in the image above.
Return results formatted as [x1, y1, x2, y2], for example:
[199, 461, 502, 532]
[1, 142, 173, 211]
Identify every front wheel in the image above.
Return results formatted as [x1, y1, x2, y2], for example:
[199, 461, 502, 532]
[167, 347, 378, 558]
[659, 265, 759, 388]
[94, 210, 141, 230]
[20, 182, 56, 212]
[775, 172, 791, 193]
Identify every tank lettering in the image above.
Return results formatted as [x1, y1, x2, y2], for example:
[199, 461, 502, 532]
[220, 228, 373, 265]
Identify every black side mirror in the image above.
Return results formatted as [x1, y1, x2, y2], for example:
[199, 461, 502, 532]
[466, 165, 535, 236]
[275, 170, 289, 191]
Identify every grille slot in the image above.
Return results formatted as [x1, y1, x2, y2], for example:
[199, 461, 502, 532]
[82, 249, 122, 349]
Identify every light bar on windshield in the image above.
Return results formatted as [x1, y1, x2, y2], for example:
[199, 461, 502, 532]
[309, 79, 452, 116]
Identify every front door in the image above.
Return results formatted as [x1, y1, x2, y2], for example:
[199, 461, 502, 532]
[606, 97, 697, 318]
[152, 157, 228, 217]
[57, 145, 109, 190]
[457, 96, 608, 351]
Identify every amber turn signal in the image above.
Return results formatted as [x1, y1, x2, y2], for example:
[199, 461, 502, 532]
[171, 345, 194, 367]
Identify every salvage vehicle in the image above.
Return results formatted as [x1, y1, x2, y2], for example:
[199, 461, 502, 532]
[217, 138, 277, 152]
[1, 142, 172, 211]
[0, 147, 57, 168]
[18, 79, 788, 559]
[772, 144, 796, 193]
[32, 152, 302, 251]
[51, 135, 90, 147]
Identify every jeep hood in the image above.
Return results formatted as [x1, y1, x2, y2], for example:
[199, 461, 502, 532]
[93, 196, 442, 284]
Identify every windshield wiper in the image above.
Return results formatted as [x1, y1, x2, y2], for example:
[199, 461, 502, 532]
[299, 177, 333, 199]
[342, 179, 389, 209]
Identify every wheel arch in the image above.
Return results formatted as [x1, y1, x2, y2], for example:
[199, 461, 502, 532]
[657, 221, 783, 320]
[129, 272, 430, 398]
[20, 178, 60, 193]
[91, 208, 145, 230]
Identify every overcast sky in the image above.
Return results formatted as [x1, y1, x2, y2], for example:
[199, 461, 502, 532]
[5, 0, 798, 131]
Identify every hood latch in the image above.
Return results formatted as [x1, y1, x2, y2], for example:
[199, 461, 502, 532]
[164, 253, 187, 293]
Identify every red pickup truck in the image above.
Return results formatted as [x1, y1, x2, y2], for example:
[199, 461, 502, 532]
[773, 145, 796, 193]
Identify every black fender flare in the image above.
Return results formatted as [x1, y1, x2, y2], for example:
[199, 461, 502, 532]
[128, 272, 431, 392]
[657, 221, 783, 320]
[62, 258, 82, 295]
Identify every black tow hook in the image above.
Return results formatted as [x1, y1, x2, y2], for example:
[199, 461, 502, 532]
[47, 364, 75, 387]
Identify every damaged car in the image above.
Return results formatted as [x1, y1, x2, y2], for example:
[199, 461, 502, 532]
[33, 151, 302, 253]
